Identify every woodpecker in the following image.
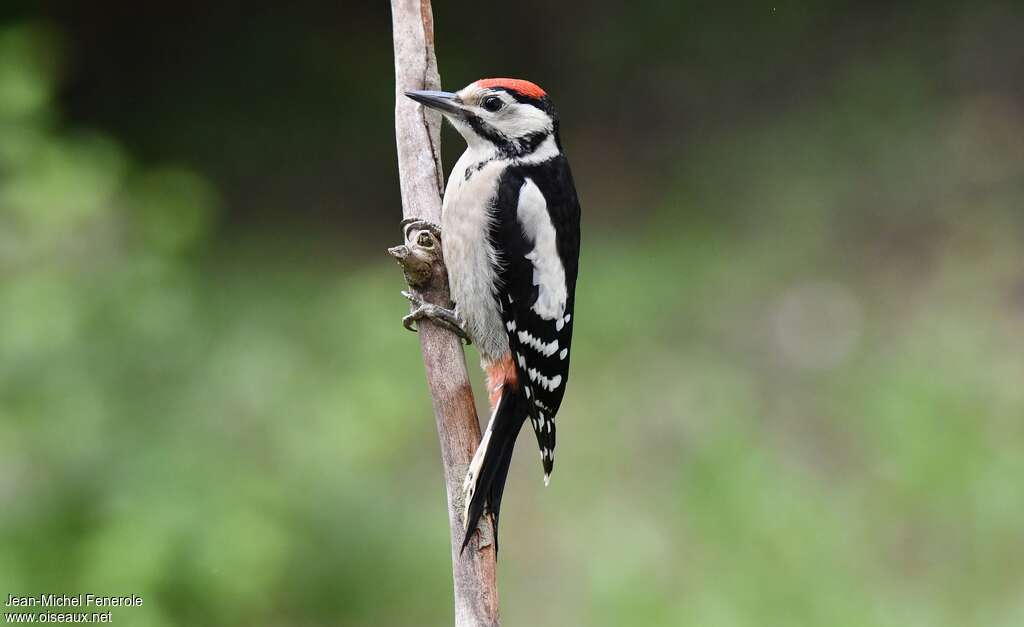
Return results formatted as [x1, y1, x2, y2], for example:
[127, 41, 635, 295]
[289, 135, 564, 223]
[404, 78, 581, 551]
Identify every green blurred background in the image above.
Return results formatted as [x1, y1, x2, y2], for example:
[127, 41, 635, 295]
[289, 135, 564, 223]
[1, 2, 1023, 626]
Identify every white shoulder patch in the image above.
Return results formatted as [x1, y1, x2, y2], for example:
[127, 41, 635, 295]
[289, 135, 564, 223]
[517, 178, 567, 320]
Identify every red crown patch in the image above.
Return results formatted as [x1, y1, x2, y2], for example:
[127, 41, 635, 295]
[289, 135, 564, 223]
[475, 78, 546, 99]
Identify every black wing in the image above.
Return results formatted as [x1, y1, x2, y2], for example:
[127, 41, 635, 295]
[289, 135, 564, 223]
[489, 155, 581, 479]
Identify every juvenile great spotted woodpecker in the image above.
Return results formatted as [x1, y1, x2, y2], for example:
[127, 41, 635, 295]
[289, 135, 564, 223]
[405, 79, 581, 551]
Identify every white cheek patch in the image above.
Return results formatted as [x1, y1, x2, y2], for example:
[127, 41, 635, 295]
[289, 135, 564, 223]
[517, 179, 567, 320]
[493, 103, 552, 138]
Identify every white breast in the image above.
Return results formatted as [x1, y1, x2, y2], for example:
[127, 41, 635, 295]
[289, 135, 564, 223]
[442, 150, 509, 361]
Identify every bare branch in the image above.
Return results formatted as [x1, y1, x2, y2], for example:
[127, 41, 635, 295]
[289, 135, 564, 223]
[389, 2, 500, 626]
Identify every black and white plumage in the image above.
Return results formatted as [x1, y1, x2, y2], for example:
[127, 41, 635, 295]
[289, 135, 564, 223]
[406, 79, 581, 551]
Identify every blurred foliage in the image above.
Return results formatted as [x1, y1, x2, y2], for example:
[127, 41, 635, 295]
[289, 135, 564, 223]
[2, 4, 1024, 627]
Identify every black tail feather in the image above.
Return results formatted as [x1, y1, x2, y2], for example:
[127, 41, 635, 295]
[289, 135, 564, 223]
[461, 385, 528, 554]
[485, 434, 518, 552]
[531, 412, 556, 478]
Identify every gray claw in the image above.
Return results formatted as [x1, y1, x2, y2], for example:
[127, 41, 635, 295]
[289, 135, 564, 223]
[402, 311, 419, 333]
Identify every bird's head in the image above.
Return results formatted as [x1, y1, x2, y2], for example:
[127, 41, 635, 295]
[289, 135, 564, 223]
[406, 78, 558, 158]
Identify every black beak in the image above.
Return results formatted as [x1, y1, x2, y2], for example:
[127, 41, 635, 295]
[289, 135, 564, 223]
[405, 90, 464, 116]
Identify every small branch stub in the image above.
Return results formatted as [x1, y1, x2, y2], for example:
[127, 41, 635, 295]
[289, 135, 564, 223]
[388, 218, 445, 290]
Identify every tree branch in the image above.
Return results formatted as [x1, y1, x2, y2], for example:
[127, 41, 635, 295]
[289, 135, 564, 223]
[388, 2, 500, 626]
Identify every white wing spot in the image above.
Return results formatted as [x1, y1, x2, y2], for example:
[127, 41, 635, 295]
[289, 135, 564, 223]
[564, 314, 571, 324]
[559, 347, 568, 360]
[525, 386, 531, 399]
[518, 330, 559, 357]
[507, 319, 516, 332]
[526, 368, 562, 391]
[556, 318, 564, 331]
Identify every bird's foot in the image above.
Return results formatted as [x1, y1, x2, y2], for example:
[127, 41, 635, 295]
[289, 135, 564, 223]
[401, 290, 471, 344]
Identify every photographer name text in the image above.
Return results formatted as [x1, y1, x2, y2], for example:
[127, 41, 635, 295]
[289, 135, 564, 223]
[5, 595, 143, 609]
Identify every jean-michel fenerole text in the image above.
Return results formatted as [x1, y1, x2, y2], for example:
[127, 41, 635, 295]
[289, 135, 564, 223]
[5, 594, 143, 608]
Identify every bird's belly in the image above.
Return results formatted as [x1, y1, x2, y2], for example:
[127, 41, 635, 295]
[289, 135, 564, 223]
[442, 161, 509, 361]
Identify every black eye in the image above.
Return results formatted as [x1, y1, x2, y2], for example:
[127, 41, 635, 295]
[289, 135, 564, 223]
[482, 96, 503, 112]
